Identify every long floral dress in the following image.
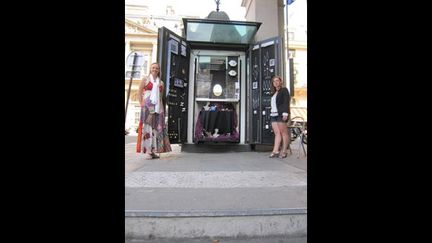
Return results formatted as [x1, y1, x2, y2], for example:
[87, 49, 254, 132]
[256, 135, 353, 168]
[136, 80, 171, 154]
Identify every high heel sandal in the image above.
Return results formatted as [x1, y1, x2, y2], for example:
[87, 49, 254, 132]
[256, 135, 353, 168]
[269, 152, 279, 158]
[150, 153, 160, 159]
[279, 153, 287, 158]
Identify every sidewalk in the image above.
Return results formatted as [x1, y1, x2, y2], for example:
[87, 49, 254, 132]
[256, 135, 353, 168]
[125, 135, 307, 241]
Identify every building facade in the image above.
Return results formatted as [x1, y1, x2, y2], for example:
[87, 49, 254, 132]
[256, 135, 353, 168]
[125, 2, 199, 134]
[125, 1, 202, 134]
[242, 0, 307, 109]
[125, 19, 157, 134]
[287, 0, 307, 107]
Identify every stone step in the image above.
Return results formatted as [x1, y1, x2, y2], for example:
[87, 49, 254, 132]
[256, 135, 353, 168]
[125, 208, 306, 240]
[125, 142, 307, 241]
[125, 172, 307, 240]
[125, 235, 307, 243]
[125, 187, 306, 211]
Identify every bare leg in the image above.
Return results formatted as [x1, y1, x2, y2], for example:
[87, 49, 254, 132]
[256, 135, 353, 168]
[271, 122, 281, 153]
[278, 122, 290, 155]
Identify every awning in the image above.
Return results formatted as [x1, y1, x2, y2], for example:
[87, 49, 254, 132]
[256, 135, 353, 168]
[290, 106, 307, 121]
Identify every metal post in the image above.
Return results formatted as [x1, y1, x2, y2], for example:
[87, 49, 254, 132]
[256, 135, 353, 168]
[125, 52, 138, 125]
[178, 118, 181, 143]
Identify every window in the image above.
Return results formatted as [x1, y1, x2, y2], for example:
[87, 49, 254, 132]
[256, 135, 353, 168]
[288, 32, 294, 41]
[134, 107, 141, 125]
[184, 18, 261, 44]
[126, 51, 150, 79]
[141, 54, 149, 78]
[195, 55, 240, 101]
[288, 49, 296, 58]
[293, 62, 299, 85]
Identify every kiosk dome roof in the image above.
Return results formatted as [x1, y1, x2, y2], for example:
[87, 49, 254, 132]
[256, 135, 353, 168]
[206, 10, 230, 21]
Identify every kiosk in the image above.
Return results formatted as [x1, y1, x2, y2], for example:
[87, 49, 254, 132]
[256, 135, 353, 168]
[157, 10, 285, 148]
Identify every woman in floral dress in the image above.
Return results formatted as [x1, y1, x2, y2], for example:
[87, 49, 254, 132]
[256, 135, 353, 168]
[136, 62, 171, 159]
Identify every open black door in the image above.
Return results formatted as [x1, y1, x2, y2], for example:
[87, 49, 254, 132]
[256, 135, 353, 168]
[248, 36, 283, 145]
[157, 27, 190, 144]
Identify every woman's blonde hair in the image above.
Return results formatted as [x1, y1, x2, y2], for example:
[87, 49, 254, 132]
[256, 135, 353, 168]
[148, 62, 161, 78]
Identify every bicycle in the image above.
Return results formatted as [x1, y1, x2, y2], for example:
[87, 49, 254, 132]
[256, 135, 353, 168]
[290, 117, 307, 145]
[288, 116, 307, 157]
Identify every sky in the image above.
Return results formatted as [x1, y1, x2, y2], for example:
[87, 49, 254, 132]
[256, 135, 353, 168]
[125, 0, 246, 21]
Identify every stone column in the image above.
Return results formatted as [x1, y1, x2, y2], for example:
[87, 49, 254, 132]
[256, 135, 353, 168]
[151, 42, 157, 63]
[125, 40, 131, 63]
[243, 0, 285, 41]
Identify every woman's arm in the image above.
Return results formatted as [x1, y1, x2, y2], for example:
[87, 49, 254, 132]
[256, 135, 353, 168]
[281, 88, 290, 120]
[160, 81, 166, 109]
[159, 80, 164, 93]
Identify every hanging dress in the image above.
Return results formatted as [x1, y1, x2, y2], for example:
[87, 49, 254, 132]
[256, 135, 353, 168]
[136, 79, 172, 154]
